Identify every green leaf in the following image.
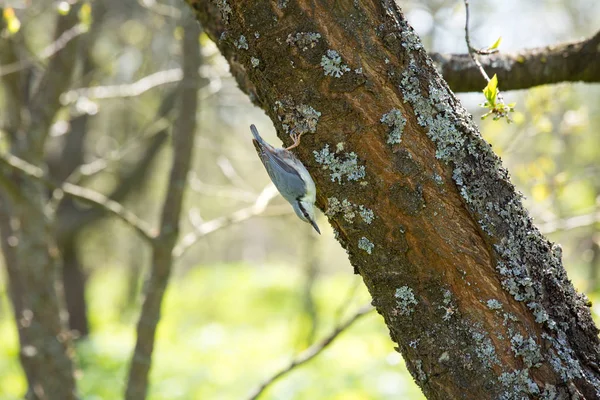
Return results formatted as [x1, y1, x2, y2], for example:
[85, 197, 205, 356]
[3, 8, 21, 35]
[482, 74, 499, 105]
[488, 36, 502, 50]
[78, 2, 92, 29]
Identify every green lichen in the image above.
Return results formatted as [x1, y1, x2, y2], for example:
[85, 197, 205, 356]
[250, 57, 260, 68]
[321, 49, 350, 78]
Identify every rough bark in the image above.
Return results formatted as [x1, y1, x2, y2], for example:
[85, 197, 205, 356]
[124, 15, 201, 400]
[431, 30, 600, 92]
[185, 1, 600, 398]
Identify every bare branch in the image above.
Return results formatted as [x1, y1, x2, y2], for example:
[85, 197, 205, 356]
[188, 171, 259, 202]
[432, 30, 600, 92]
[61, 68, 222, 104]
[173, 184, 281, 259]
[0, 23, 87, 78]
[538, 210, 600, 235]
[0, 152, 156, 243]
[26, 5, 84, 158]
[61, 68, 182, 104]
[247, 304, 374, 400]
[137, 0, 182, 19]
[125, 15, 201, 400]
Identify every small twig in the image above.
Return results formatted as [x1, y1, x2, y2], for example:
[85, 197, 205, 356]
[60, 69, 222, 105]
[247, 304, 374, 400]
[0, 152, 156, 243]
[61, 68, 182, 104]
[463, 0, 493, 84]
[67, 120, 171, 184]
[0, 23, 87, 77]
[173, 184, 283, 258]
[137, 0, 182, 19]
[333, 277, 362, 324]
[538, 210, 600, 235]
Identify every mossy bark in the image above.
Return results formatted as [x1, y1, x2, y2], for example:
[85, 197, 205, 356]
[185, 1, 600, 398]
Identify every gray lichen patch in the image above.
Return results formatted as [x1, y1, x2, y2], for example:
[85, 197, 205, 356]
[286, 32, 321, 51]
[542, 331, 584, 381]
[314, 145, 366, 184]
[498, 370, 540, 399]
[400, 21, 423, 51]
[439, 289, 455, 321]
[215, 0, 232, 23]
[234, 35, 248, 50]
[486, 299, 503, 310]
[381, 108, 407, 145]
[327, 197, 374, 224]
[471, 328, 500, 368]
[510, 334, 542, 368]
[395, 286, 418, 316]
[250, 57, 260, 68]
[273, 100, 321, 136]
[358, 205, 375, 224]
[321, 49, 350, 78]
[327, 197, 356, 222]
[358, 237, 374, 254]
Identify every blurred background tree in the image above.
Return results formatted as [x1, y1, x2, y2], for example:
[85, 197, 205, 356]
[0, 0, 598, 399]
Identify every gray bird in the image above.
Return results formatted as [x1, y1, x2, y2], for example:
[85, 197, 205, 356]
[250, 124, 320, 234]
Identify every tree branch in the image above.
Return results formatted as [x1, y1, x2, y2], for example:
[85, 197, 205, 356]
[125, 14, 201, 400]
[0, 151, 156, 244]
[0, 23, 87, 78]
[247, 304, 374, 400]
[26, 5, 83, 159]
[432, 30, 600, 92]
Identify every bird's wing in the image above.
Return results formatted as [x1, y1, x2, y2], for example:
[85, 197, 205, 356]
[252, 140, 307, 201]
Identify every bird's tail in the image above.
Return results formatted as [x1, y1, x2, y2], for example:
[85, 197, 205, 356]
[250, 124, 266, 146]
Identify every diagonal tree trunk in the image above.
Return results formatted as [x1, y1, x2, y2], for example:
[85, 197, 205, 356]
[184, 1, 600, 398]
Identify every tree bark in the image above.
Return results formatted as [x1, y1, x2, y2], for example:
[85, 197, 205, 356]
[185, 1, 600, 398]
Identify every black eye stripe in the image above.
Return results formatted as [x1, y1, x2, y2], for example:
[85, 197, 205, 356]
[297, 200, 308, 217]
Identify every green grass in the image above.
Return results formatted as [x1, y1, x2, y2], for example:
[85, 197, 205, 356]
[0, 264, 424, 399]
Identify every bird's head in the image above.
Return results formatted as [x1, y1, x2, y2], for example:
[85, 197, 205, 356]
[294, 198, 320, 234]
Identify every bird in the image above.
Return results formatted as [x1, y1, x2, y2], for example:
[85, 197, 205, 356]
[250, 124, 320, 234]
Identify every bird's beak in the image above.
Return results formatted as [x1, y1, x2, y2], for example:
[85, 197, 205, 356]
[309, 218, 321, 235]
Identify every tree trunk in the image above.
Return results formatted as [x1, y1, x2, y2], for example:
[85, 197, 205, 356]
[185, 1, 600, 398]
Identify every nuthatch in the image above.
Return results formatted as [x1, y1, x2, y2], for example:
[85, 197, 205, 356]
[250, 124, 320, 234]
